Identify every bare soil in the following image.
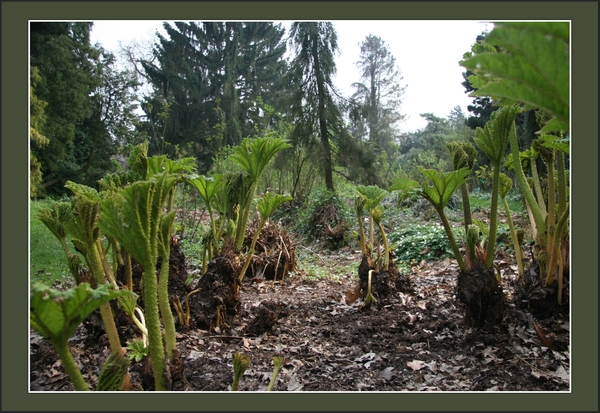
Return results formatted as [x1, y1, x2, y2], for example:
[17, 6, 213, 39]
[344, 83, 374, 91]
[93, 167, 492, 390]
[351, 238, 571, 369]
[29, 244, 570, 392]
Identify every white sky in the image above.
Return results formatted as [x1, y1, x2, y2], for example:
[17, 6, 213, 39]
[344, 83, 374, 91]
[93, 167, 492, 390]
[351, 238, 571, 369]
[90, 20, 493, 133]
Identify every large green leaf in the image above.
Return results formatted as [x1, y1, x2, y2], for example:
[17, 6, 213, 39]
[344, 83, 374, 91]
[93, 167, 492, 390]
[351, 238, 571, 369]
[538, 134, 570, 155]
[257, 192, 293, 222]
[188, 174, 225, 208]
[36, 201, 73, 241]
[474, 104, 520, 164]
[229, 135, 292, 181]
[98, 172, 176, 269]
[447, 141, 477, 172]
[98, 171, 142, 192]
[356, 185, 388, 211]
[389, 177, 421, 204]
[418, 168, 471, 208]
[30, 283, 133, 345]
[498, 173, 513, 199]
[127, 141, 149, 180]
[64, 182, 103, 245]
[460, 22, 569, 133]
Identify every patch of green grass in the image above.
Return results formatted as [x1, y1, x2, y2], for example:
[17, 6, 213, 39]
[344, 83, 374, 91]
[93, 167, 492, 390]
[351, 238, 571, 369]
[295, 247, 359, 283]
[30, 199, 72, 285]
[470, 190, 525, 212]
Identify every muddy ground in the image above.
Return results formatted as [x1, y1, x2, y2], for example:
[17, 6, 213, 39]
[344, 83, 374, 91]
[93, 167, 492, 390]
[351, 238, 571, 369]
[29, 243, 570, 392]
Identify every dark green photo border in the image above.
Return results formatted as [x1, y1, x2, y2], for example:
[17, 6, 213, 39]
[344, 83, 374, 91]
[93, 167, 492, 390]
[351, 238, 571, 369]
[3, 1, 597, 411]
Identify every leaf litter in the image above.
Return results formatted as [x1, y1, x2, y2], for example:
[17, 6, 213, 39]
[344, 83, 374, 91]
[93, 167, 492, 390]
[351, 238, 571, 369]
[30, 244, 569, 392]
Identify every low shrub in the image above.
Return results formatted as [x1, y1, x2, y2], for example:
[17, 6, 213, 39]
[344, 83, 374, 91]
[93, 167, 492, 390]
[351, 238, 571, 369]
[389, 223, 465, 264]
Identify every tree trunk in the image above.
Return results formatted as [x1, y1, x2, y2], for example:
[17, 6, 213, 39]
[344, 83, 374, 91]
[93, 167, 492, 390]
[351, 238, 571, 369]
[312, 37, 334, 192]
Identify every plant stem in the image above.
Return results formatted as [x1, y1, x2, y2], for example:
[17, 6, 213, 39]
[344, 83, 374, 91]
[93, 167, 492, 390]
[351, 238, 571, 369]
[53, 340, 90, 391]
[509, 127, 546, 243]
[544, 151, 557, 285]
[502, 197, 524, 277]
[238, 219, 264, 285]
[460, 184, 472, 236]
[235, 182, 258, 250]
[434, 205, 466, 272]
[267, 356, 284, 391]
[484, 160, 501, 269]
[530, 157, 547, 221]
[376, 221, 390, 271]
[143, 267, 168, 391]
[89, 244, 122, 355]
[158, 252, 176, 361]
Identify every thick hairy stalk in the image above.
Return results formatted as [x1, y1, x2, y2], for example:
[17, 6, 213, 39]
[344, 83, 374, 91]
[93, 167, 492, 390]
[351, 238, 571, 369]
[502, 197, 524, 278]
[556, 151, 568, 221]
[542, 149, 557, 284]
[529, 157, 547, 221]
[89, 244, 122, 355]
[96, 239, 118, 287]
[143, 268, 168, 390]
[548, 206, 570, 301]
[54, 341, 90, 391]
[158, 253, 176, 360]
[509, 129, 545, 242]
[484, 162, 501, 269]
[447, 141, 478, 235]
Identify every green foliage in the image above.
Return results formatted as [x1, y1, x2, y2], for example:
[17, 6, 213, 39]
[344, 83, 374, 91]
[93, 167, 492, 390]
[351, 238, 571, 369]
[30, 282, 134, 391]
[418, 168, 471, 209]
[30, 282, 130, 344]
[99, 173, 175, 269]
[474, 105, 520, 165]
[461, 22, 569, 134]
[292, 187, 353, 241]
[96, 350, 130, 391]
[98, 171, 178, 391]
[229, 135, 292, 249]
[257, 193, 293, 222]
[125, 339, 149, 363]
[230, 135, 292, 183]
[30, 23, 143, 195]
[447, 141, 478, 172]
[473, 104, 520, 268]
[231, 352, 251, 391]
[389, 224, 463, 264]
[350, 34, 406, 156]
[288, 22, 343, 191]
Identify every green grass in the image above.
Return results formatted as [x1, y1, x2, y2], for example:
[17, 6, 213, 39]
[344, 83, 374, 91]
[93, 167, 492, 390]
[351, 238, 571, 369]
[30, 199, 72, 285]
[295, 246, 359, 283]
[469, 190, 525, 212]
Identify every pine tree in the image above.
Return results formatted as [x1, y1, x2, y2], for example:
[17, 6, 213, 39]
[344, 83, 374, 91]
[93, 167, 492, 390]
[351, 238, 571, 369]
[140, 22, 287, 172]
[287, 22, 343, 192]
[350, 35, 406, 155]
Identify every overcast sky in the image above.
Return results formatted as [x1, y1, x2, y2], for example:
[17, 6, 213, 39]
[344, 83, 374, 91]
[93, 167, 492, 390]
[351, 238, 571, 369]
[90, 20, 493, 133]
